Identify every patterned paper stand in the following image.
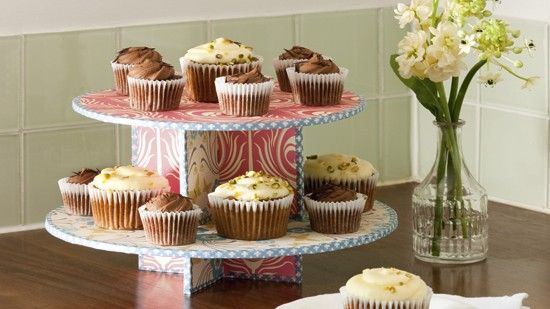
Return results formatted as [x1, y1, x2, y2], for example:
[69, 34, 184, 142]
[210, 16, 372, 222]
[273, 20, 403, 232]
[45, 86, 397, 295]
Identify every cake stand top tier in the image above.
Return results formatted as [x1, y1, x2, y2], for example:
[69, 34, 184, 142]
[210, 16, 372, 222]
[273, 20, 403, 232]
[72, 86, 365, 131]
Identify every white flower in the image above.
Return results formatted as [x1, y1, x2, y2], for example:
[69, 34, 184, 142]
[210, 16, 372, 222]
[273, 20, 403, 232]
[524, 39, 536, 56]
[394, 0, 433, 29]
[396, 31, 429, 79]
[423, 22, 466, 82]
[459, 34, 476, 54]
[478, 71, 502, 87]
[522, 76, 539, 89]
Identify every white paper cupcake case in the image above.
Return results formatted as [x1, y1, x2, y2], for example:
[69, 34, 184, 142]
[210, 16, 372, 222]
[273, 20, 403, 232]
[304, 193, 366, 234]
[127, 76, 185, 112]
[88, 186, 167, 230]
[111, 62, 133, 96]
[58, 177, 92, 216]
[180, 57, 263, 103]
[340, 286, 433, 309]
[214, 76, 274, 116]
[286, 67, 348, 106]
[139, 205, 202, 246]
[207, 193, 294, 240]
[272, 55, 331, 92]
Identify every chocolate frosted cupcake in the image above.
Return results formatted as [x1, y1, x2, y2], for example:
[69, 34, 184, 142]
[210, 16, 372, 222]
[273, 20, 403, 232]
[111, 47, 162, 95]
[180, 38, 263, 103]
[127, 59, 185, 112]
[58, 168, 99, 216]
[273, 46, 316, 92]
[305, 184, 365, 234]
[304, 154, 379, 212]
[286, 53, 348, 106]
[139, 192, 202, 246]
[207, 171, 294, 240]
[215, 67, 274, 117]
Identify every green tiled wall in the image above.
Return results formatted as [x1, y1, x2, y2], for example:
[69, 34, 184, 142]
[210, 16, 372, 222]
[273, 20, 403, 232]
[0, 7, 410, 229]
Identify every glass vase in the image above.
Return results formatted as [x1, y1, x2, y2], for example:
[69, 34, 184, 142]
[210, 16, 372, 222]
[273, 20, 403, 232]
[412, 120, 488, 264]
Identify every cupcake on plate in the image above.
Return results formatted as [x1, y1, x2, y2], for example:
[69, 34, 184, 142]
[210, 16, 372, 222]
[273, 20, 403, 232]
[139, 192, 202, 246]
[111, 47, 162, 95]
[127, 59, 185, 112]
[304, 154, 378, 212]
[341, 267, 432, 309]
[286, 53, 348, 106]
[180, 37, 263, 103]
[207, 171, 294, 240]
[58, 168, 100, 216]
[273, 46, 316, 92]
[304, 183, 365, 234]
[88, 165, 170, 230]
[215, 67, 274, 117]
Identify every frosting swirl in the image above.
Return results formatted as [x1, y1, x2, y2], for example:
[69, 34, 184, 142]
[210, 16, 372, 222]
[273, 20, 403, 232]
[128, 60, 176, 80]
[346, 268, 429, 301]
[90, 165, 169, 191]
[114, 47, 162, 65]
[68, 168, 99, 185]
[295, 53, 339, 74]
[144, 192, 193, 212]
[226, 67, 270, 84]
[211, 171, 293, 201]
[183, 37, 255, 65]
[305, 153, 375, 181]
[279, 46, 315, 60]
[309, 183, 357, 202]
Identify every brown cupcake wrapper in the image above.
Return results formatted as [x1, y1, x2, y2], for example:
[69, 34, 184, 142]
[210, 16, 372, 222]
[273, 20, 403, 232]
[214, 77, 274, 116]
[180, 57, 263, 103]
[207, 194, 293, 240]
[58, 177, 92, 216]
[304, 193, 365, 234]
[304, 170, 379, 212]
[340, 286, 433, 309]
[273, 58, 304, 92]
[286, 67, 348, 106]
[127, 76, 185, 112]
[139, 206, 202, 246]
[111, 62, 133, 96]
[88, 186, 167, 230]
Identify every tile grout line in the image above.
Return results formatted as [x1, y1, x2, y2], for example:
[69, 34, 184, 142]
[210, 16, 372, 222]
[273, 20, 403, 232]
[115, 28, 122, 165]
[293, 15, 301, 44]
[475, 69, 482, 180]
[377, 9, 385, 179]
[206, 20, 213, 41]
[545, 23, 550, 209]
[19, 34, 25, 225]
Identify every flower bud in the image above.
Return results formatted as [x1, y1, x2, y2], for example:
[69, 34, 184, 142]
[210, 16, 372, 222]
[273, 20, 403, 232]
[511, 30, 521, 38]
[483, 10, 492, 17]
[514, 60, 524, 68]
[513, 47, 523, 54]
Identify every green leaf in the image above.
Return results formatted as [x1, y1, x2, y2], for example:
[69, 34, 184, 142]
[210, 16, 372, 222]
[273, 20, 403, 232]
[390, 54, 441, 120]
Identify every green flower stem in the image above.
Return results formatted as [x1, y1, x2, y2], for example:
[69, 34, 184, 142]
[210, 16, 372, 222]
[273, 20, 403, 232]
[448, 76, 459, 114]
[432, 137, 447, 256]
[453, 60, 487, 122]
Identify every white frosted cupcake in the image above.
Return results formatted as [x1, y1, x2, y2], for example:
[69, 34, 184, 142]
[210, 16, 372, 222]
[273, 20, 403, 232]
[58, 168, 99, 216]
[111, 47, 162, 95]
[304, 153, 378, 212]
[88, 166, 170, 230]
[180, 37, 263, 103]
[207, 171, 294, 240]
[341, 268, 432, 309]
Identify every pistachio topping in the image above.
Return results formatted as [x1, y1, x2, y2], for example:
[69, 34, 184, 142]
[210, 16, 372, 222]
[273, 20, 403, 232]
[211, 170, 293, 201]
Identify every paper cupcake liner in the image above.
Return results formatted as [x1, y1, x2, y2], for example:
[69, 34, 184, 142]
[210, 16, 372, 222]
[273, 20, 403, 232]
[340, 286, 432, 309]
[139, 205, 202, 246]
[180, 57, 263, 103]
[127, 76, 185, 112]
[88, 186, 166, 230]
[214, 77, 274, 117]
[111, 62, 133, 96]
[207, 193, 294, 240]
[273, 58, 304, 92]
[304, 193, 366, 234]
[286, 67, 348, 106]
[58, 177, 92, 216]
[304, 171, 379, 212]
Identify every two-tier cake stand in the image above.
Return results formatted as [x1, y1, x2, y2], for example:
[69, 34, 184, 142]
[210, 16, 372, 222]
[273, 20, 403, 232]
[45, 87, 398, 296]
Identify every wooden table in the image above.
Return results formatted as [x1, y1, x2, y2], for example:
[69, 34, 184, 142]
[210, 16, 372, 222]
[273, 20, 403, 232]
[1, 183, 548, 308]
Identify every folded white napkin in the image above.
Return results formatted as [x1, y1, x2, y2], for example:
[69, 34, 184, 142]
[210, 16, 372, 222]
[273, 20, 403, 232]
[276, 292, 528, 309]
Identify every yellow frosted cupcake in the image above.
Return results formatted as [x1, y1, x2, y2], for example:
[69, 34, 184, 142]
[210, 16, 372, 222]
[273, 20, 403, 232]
[88, 165, 170, 230]
[341, 267, 432, 309]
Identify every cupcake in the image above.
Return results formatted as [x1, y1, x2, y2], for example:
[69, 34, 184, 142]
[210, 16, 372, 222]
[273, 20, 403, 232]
[207, 171, 294, 240]
[58, 168, 99, 216]
[127, 60, 185, 112]
[180, 38, 263, 103]
[111, 47, 162, 95]
[286, 53, 348, 106]
[304, 183, 365, 234]
[304, 154, 378, 212]
[139, 192, 202, 246]
[341, 267, 432, 309]
[88, 166, 170, 230]
[273, 46, 316, 92]
[215, 67, 274, 117]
